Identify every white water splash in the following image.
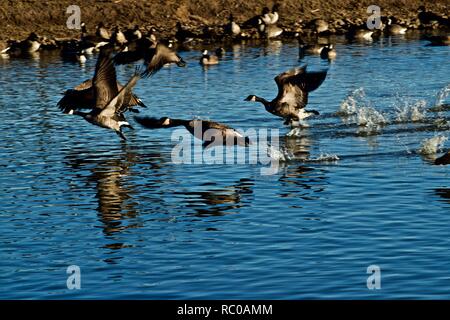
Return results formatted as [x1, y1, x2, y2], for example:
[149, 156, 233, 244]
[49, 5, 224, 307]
[418, 135, 448, 155]
[338, 87, 366, 115]
[395, 100, 427, 122]
[307, 153, 340, 162]
[266, 145, 292, 162]
[338, 88, 387, 130]
[435, 83, 450, 106]
[356, 106, 387, 128]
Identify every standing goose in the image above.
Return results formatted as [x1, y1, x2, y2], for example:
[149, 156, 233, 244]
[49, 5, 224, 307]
[64, 46, 142, 140]
[307, 19, 329, 34]
[261, 4, 280, 25]
[135, 116, 251, 148]
[96, 22, 111, 40]
[385, 18, 407, 35]
[242, 7, 270, 29]
[258, 19, 283, 39]
[114, 38, 186, 77]
[244, 66, 327, 125]
[225, 14, 241, 36]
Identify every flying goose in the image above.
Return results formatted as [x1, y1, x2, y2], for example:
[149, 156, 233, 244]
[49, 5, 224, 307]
[65, 46, 141, 140]
[435, 151, 450, 165]
[114, 38, 186, 77]
[244, 66, 327, 125]
[57, 76, 146, 114]
[200, 50, 219, 65]
[385, 18, 407, 35]
[135, 116, 251, 148]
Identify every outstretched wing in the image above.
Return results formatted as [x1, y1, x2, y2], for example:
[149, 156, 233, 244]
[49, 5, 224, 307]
[93, 46, 118, 110]
[274, 66, 308, 109]
[274, 66, 327, 109]
[57, 87, 94, 113]
[142, 43, 184, 78]
[100, 68, 141, 117]
[304, 70, 327, 92]
[73, 79, 93, 91]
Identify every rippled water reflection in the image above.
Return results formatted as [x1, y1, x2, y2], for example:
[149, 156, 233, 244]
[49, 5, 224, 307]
[0, 33, 449, 299]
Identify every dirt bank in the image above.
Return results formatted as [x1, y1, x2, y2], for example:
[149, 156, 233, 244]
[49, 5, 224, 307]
[0, 0, 448, 41]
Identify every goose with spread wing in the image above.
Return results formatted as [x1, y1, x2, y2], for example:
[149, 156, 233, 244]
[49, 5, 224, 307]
[244, 66, 327, 125]
[135, 116, 251, 148]
[63, 46, 142, 140]
[57, 76, 146, 114]
[113, 37, 186, 77]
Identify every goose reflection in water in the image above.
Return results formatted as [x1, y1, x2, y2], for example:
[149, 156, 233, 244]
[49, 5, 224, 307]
[65, 144, 163, 236]
[434, 188, 450, 205]
[174, 178, 254, 217]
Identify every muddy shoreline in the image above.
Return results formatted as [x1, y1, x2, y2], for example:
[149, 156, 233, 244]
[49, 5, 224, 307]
[0, 0, 448, 44]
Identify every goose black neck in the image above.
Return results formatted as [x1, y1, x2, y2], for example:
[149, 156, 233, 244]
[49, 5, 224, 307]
[254, 96, 271, 109]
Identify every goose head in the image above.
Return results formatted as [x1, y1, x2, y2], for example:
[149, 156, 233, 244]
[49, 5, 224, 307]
[244, 95, 257, 102]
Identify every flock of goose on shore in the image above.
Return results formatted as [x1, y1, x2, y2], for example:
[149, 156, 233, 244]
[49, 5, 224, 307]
[1, 5, 449, 164]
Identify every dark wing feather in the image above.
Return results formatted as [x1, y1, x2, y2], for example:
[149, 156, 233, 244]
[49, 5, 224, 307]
[57, 87, 94, 113]
[113, 50, 145, 65]
[100, 68, 141, 117]
[142, 43, 182, 78]
[93, 46, 118, 110]
[73, 79, 93, 91]
[303, 70, 327, 92]
[134, 116, 163, 129]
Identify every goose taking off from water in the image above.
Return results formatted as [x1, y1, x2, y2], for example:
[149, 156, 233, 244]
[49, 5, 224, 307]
[135, 116, 251, 148]
[114, 38, 186, 77]
[244, 66, 327, 125]
[57, 77, 146, 114]
[63, 46, 142, 140]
